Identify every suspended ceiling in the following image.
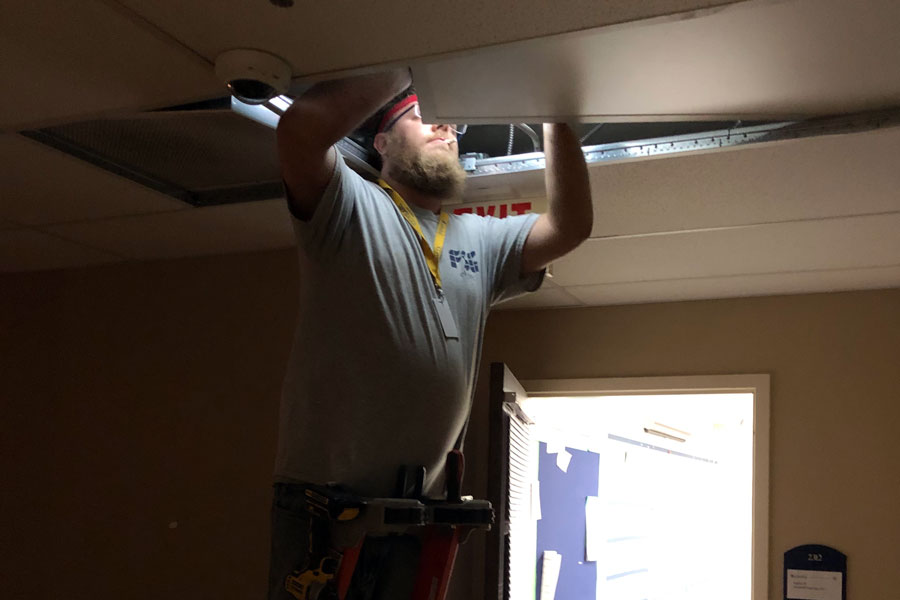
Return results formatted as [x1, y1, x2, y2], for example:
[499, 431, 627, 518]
[413, 0, 900, 123]
[1, 0, 899, 308]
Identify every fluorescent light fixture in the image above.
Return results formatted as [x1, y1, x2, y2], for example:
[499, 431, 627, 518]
[230, 97, 282, 129]
[268, 95, 292, 112]
[643, 427, 686, 443]
[654, 421, 691, 437]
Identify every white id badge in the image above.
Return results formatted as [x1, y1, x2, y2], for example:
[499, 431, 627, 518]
[433, 295, 459, 339]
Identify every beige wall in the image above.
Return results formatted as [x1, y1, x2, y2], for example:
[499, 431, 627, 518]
[470, 287, 900, 600]
[1, 251, 297, 600]
[2, 251, 898, 599]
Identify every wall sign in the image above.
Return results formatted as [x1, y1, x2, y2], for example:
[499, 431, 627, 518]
[784, 544, 846, 600]
[451, 198, 546, 218]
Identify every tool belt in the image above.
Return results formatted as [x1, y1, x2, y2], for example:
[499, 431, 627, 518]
[285, 450, 493, 600]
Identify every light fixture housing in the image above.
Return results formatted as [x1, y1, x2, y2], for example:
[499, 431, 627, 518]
[214, 48, 291, 105]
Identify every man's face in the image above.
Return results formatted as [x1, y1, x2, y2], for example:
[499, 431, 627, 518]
[388, 103, 460, 158]
[375, 102, 467, 199]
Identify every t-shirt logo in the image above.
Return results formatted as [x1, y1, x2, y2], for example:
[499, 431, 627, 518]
[449, 249, 479, 274]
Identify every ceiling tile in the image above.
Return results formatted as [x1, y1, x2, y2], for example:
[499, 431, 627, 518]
[0, 134, 188, 226]
[461, 170, 545, 205]
[44, 199, 294, 261]
[417, 0, 900, 123]
[586, 126, 900, 237]
[565, 265, 900, 306]
[0, 2, 222, 130]
[552, 213, 900, 287]
[495, 280, 583, 311]
[118, 0, 733, 77]
[0, 229, 122, 273]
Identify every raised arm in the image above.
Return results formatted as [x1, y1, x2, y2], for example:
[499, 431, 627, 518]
[520, 123, 593, 274]
[276, 69, 411, 220]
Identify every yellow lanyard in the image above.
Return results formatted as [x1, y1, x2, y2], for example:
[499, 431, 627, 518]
[378, 179, 450, 291]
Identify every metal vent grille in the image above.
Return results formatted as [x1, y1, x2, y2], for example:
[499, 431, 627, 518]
[22, 106, 283, 206]
[49, 113, 279, 188]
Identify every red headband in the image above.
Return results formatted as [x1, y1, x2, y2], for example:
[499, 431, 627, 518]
[377, 94, 418, 133]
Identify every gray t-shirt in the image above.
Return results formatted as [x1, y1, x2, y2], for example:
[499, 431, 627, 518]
[275, 151, 543, 497]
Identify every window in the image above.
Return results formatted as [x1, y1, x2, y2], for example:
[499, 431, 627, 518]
[492, 371, 769, 600]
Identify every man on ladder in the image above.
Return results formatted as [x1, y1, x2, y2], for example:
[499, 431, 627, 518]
[269, 67, 593, 599]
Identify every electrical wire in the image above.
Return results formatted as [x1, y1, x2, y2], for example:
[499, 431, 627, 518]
[514, 124, 541, 152]
[580, 123, 605, 144]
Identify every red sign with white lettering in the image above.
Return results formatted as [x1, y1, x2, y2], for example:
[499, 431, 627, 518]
[452, 201, 535, 218]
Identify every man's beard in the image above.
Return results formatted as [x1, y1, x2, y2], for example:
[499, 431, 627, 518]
[384, 136, 467, 200]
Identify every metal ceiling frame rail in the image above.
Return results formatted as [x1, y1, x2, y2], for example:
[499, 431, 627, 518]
[467, 107, 900, 178]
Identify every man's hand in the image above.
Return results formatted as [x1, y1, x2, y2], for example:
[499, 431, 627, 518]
[520, 123, 593, 274]
[277, 69, 411, 220]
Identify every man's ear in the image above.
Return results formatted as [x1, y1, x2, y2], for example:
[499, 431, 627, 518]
[373, 132, 389, 156]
